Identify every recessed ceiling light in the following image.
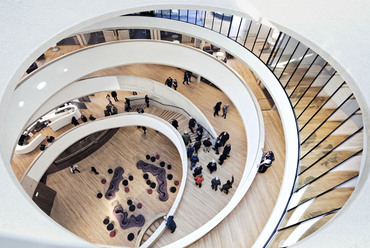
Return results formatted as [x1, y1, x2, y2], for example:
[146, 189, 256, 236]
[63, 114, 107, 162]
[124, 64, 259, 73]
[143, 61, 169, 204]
[18, 101, 24, 107]
[37, 81, 46, 90]
[63, 68, 68, 72]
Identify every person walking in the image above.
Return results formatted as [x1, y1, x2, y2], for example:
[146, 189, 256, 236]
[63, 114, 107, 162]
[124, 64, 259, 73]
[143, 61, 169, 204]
[111, 91, 119, 102]
[213, 101, 222, 117]
[193, 165, 203, 177]
[91, 166, 99, 175]
[187, 143, 195, 158]
[203, 138, 212, 152]
[222, 104, 229, 119]
[194, 174, 204, 188]
[70, 164, 81, 174]
[145, 95, 150, 107]
[190, 153, 199, 170]
[220, 176, 234, 195]
[183, 71, 190, 85]
[182, 131, 192, 146]
[106, 94, 112, 105]
[106, 104, 112, 114]
[188, 117, 196, 133]
[173, 79, 178, 90]
[211, 176, 221, 191]
[193, 140, 201, 154]
[142, 126, 147, 135]
[171, 118, 179, 130]
[257, 151, 275, 173]
[207, 160, 217, 174]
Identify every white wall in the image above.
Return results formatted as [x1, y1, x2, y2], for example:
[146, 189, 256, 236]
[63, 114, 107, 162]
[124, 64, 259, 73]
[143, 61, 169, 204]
[0, 1, 367, 247]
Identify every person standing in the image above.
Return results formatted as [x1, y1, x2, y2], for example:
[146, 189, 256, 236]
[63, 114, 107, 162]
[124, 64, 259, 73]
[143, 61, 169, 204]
[213, 101, 222, 117]
[165, 77, 173, 87]
[213, 137, 222, 154]
[187, 143, 195, 158]
[207, 160, 217, 174]
[220, 176, 234, 195]
[145, 95, 150, 107]
[194, 174, 204, 188]
[171, 118, 179, 130]
[106, 104, 112, 114]
[218, 153, 227, 165]
[193, 165, 203, 177]
[218, 131, 230, 146]
[125, 98, 131, 110]
[106, 94, 112, 105]
[142, 126, 147, 135]
[111, 91, 119, 102]
[222, 144, 232, 158]
[196, 124, 203, 134]
[164, 215, 177, 233]
[70, 164, 80, 174]
[81, 115, 88, 122]
[190, 153, 199, 170]
[211, 176, 221, 191]
[182, 131, 192, 146]
[173, 79, 178, 90]
[193, 140, 201, 154]
[188, 117, 196, 133]
[203, 137, 212, 152]
[89, 114, 96, 120]
[195, 131, 203, 142]
[71, 116, 79, 126]
[222, 104, 229, 119]
[46, 136, 55, 143]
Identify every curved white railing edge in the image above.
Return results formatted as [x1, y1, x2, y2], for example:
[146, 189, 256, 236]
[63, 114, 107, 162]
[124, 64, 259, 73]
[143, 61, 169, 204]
[25, 113, 188, 247]
[71, 17, 300, 247]
[25, 74, 217, 139]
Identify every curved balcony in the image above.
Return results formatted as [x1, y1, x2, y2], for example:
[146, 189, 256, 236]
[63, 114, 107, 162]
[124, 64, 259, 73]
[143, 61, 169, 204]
[0, 2, 368, 248]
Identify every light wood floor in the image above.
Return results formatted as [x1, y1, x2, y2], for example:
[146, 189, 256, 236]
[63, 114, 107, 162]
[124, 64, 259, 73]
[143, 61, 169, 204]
[48, 126, 182, 247]
[13, 45, 286, 247]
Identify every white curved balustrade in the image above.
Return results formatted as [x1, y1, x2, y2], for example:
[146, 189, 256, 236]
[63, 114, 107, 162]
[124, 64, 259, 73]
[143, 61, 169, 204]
[1, 1, 367, 247]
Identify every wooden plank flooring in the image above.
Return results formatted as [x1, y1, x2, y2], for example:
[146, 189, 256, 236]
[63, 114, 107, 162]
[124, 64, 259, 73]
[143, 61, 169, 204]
[48, 126, 182, 247]
[12, 44, 287, 247]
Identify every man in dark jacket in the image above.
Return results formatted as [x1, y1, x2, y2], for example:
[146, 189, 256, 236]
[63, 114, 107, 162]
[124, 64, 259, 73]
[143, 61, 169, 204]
[164, 215, 177, 233]
[213, 101, 222, 117]
[220, 176, 234, 195]
[188, 117, 196, 133]
[203, 138, 212, 152]
[193, 140, 201, 154]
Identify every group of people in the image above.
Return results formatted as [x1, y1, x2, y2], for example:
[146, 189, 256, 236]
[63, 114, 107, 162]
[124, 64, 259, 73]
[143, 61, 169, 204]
[213, 101, 230, 119]
[165, 77, 178, 90]
[164, 70, 193, 91]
